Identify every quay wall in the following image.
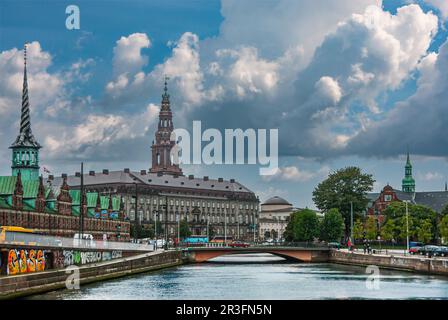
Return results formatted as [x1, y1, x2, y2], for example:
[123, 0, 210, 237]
[329, 250, 448, 276]
[0, 250, 183, 299]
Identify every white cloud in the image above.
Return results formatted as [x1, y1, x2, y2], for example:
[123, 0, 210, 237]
[113, 33, 151, 76]
[315, 76, 342, 105]
[425, 0, 448, 19]
[263, 165, 329, 182]
[417, 171, 444, 181]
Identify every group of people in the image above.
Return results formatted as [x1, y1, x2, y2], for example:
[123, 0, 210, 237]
[347, 238, 372, 254]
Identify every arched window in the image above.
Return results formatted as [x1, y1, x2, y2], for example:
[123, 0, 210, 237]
[157, 153, 160, 165]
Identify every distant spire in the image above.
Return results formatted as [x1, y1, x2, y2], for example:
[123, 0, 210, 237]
[445, 181, 447, 192]
[161, 75, 171, 111]
[10, 43, 41, 149]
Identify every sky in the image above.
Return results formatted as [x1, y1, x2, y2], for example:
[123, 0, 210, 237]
[0, 0, 448, 208]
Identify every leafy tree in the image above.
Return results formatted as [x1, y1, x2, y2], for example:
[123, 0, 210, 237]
[312, 167, 375, 237]
[179, 219, 192, 239]
[287, 209, 320, 242]
[130, 224, 154, 239]
[417, 219, 433, 243]
[353, 219, 364, 241]
[439, 215, 448, 244]
[380, 218, 397, 242]
[441, 204, 448, 217]
[320, 208, 344, 242]
[365, 216, 377, 240]
[397, 215, 416, 242]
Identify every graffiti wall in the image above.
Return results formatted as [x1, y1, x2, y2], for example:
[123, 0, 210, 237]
[52, 250, 123, 268]
[6, 249, 46, 275]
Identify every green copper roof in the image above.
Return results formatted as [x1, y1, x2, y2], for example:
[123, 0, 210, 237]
[0, 196, 12, 209]
[0, 176, 40, 198]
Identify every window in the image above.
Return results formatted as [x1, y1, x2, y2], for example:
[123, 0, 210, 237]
[384, 195, 392, 202]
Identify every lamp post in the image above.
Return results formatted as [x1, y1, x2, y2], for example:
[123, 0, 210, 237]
[350, 201, 354, 247]
[206, 213, 210, 242]
[225, 202, 228, 246]
[176, 211, 180, 248]
[133, 182, 139, 243]
[164, 195, 168, 250]
[154, 210, 159, 251]
[405, 200, 410, 255]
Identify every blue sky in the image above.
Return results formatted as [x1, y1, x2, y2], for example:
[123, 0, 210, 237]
[1, 0, 448, 208]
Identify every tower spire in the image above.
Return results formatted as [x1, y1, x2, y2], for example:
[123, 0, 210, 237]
[402, 148, 415, 193]
[10, 44, 42, 181]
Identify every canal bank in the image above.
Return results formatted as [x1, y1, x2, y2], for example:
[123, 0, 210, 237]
[329, 250, 448, 276]
[0, 250, 183, 299]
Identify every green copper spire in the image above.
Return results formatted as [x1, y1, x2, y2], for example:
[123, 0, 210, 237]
[9, 44, 42, 181]
[402, 149, 415, 193]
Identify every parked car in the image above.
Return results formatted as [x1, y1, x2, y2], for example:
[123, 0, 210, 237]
[328, 242, 341, 249]
[434, 246, 448, 257]
[229, 241, 250, 248]
[409, 246, 421, 255]
[418, 245, 439, 257]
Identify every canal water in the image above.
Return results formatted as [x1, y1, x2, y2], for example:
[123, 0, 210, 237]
[29, 254, 448, 300]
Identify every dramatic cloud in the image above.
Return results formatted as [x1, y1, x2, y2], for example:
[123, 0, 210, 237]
[425, 0, 448, 19]
[347, 39, 448, 158]
[262, 166, 329, 182]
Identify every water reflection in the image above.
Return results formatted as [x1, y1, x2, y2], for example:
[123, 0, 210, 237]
[28, 253, 448, 300]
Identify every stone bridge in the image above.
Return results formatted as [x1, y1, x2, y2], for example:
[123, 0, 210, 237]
[183, 246, 330, 263]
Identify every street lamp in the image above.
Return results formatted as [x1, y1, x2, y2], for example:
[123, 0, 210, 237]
[206, 213, 210, 242]
[405, 200, 410, 255]
[350, 201, 354, 246]
[176, 211, 180, 249]
[225, 203, 228, 246]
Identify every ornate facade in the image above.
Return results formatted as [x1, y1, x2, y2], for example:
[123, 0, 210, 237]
[55, 80, 260, 241]
[0, 45, 130, 241]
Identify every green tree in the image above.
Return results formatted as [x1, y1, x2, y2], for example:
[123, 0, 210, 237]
[416, 219, 433, 243]
[353, 219, 364, 240]
[380, 218, 397, 242]
[439, 215, 448, 244]
[312, 167, 375, 238]
[320, 208, 344, 242]
[365, 216, 377, 240]
[179, 219, 192, 239]
[287, 209, 320, 242]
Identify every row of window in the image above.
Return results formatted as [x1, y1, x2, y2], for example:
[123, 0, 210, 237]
[130, 211, 257, 224]
[128, 197, 258, 210]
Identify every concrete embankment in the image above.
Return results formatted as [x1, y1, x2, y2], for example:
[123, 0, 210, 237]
[329, 250, 448, 276]
[0, 250, 183, 299]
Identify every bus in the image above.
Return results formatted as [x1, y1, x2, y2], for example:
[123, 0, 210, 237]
[182, 236, 208, 246]
[210, 236, 233, 244]
[0, 226, 36, 245]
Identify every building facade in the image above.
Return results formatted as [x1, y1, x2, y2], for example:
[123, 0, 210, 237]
[258, 196, 295, 241]
[54, 80, 260, 241]
[367, 153, 448, 219]
[0, 45, 130, 241]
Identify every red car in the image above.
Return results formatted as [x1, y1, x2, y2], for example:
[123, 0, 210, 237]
[229, 241, 250, 248]
[409, 247, 420, 255]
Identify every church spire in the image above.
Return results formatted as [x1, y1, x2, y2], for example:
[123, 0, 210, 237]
[149, 77, 183, 176]
[402, 149, 415, 193]
[10, 44, 42, 181]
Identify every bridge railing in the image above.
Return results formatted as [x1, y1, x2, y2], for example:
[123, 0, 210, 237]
[178, 241, 330, 249]
[0, 232, 154, 252]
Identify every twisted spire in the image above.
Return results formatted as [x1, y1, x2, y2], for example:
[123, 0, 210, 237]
[10, 44, 41, 149]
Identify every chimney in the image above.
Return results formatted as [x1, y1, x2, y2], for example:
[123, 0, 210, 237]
[102, 169, 109, 175]
[75, 172, 81, 177]
[230, 179, 235, 183]
[61, 173, 67, 179]
[89, 170, 95, 176]
[218, 178, 223, 182]
[188, 175, 194, 180]
[203, 176, 209, 181]
[124, 168, 130, 173]
[140, 170, 147, 175]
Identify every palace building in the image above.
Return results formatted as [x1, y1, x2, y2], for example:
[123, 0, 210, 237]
[367, 152, 448, 219]
[0, 45, 130, 241]
[51, 80, 260, 240]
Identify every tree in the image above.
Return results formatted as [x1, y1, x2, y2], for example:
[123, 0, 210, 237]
[320, 208, 344, 242]
[312, 167, 375, 238]
[130, 224, 154, 239]
[286, 209, 320, 242]
[380, 218, 397, 242]
[353, 219, 364, 241]
[365, 216, 377, 240]
[439, 215, 448, 244]
[179, 219, 191, 239]
[416, 219, 433, 243]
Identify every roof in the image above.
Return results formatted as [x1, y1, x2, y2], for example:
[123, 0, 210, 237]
[51, 170, 255, 195]
[414, 191, 448, 213]
[368, 188, 448, 213]
[261, 196, 291, 206]
[0, 176, 41, 198]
